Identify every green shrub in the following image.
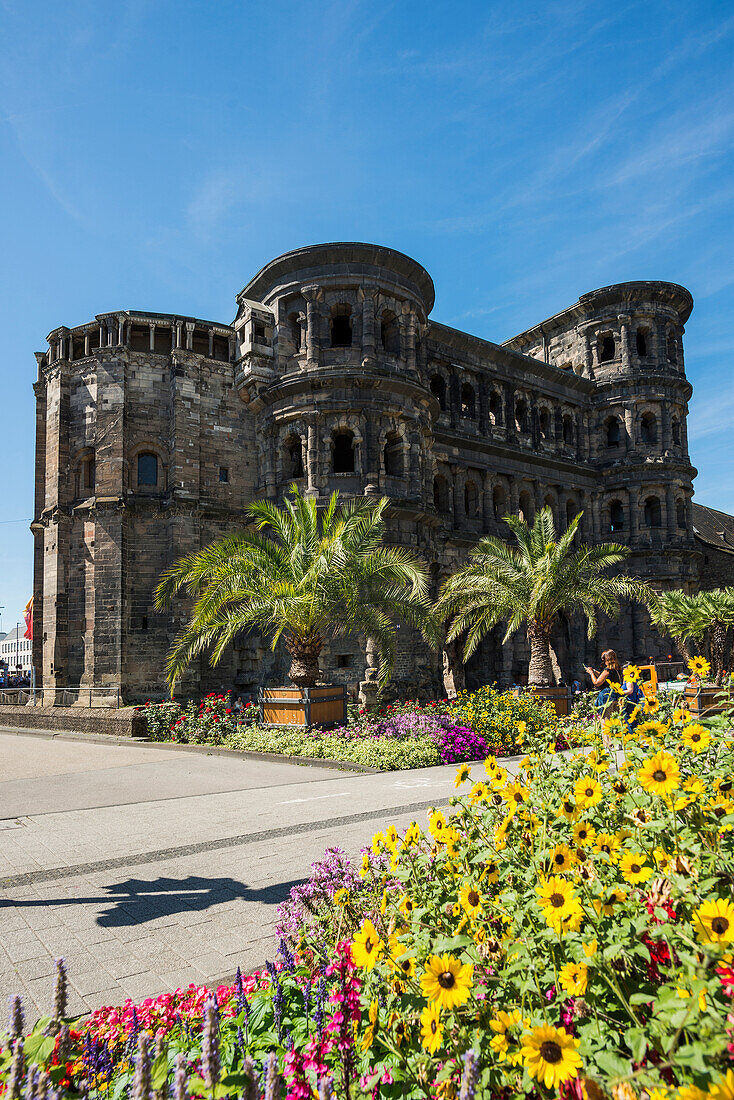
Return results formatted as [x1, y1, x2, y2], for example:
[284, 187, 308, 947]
[449, 685, 557, 752]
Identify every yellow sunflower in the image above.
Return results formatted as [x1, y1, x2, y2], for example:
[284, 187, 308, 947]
[403, 821, 421, 846]
[643, 697, 661, 714]
[594, 832, 621, 863]
[502, 782, 530, 812]
[708, 1069, 734, 1100]
[693, 898, 734, 948]
[459, 882, 484, 919]
[429, 809, 447, 840]
[619, 850, 653, 885]
[573, 821, 596, 847]
[688, 655, 711, 678]
[420, 953, 474, 1010]
[484, 859, 500, 884]
[603, 714, 626, 738]
[420, 1003, 443, 1054]
[558, 962, 588, 996]
[351, 918, 383, 970]
[623, 663, 641, 682]
[673, 707, 692, 725]
[454, 763, 472, 787]
[536, 876, 583, 932]
[392, 953, 416, 979]
[638, 750, 680, 797]
[573, 776, 603, 809]
[361, 999, 379, 1052]
[547, 843, 577, 874]
[636, 719, 669, 739]
[594, 887, 628, 916]
[558, 797, 579, 822]
[399, 894, 417, 918]
[582, 938, 598, 958]
[521, 1024, 582, 1088]
[681, 723, 711, 752]
[489, 1009, 527, 1064]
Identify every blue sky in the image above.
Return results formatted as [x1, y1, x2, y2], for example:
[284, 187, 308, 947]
[1, 0, 733, 632]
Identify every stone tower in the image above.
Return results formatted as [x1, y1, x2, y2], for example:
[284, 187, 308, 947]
[31, 245, 702, 703]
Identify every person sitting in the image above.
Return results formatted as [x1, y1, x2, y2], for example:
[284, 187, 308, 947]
[584, 649, 623, 716]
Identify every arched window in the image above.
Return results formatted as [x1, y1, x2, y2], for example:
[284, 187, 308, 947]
[636, 329, 648, 358]
[383, 432, 403, 477]
[332, 431, 355, 473]
[666, 330, 677, 364]
[566, 500, 577, 529]
[563, 414, 574, 445]
[330, 304, 352, 348]
[672, 417, 681, 445]
[606, 417, 621, 447]
[380, 310, 400, 355]
[493, 485, 506, 520]
[430, 374, 447, 411]
[137, 452, 158, 487]
[489, 391, 502, 425]
[543, 495, 556, 525]
[640, 412, 657, 444]
[644, 496, 662, 528]
[518, 490, 533, 523]
[515, 398, 528, 433]
[78, 453, 95, 495]
[460, 383, 476, 419]
[284, 435, 304, 478]
[599, 334, 616, 362]
[609, 500, 625, 533]
[464, 480, 479, 517]
[677, 500, 687, 529]
[433, 475, 450, 513]
[539, 408, 551, 440]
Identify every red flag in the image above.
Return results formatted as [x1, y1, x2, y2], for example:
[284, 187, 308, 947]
[23, 597, 33, 640]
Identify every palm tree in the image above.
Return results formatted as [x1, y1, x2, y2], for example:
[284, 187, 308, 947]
[437, 507, 650, 686]
[154, 486, 439, 692]
[647, 590, 702, 663]
[650, 588, 734, 684]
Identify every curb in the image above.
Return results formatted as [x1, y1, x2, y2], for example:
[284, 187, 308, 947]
[0, 725, 379, 773]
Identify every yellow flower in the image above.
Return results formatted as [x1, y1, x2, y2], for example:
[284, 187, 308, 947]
[547, 843, 577, 874]
[693, 898, 734, 948]
[392, 953, 416, 979]
[708, 1069, 734, 1100]
[688, 655, 711, 678]
[623, 664, 640, 682]
[603, 714, 626, 738]
[429, 809, 447, 840]
[558, 797, 579, 822]
[483, 859, 500, 884]
[636, 719, 669, 739]
[594, 832, 621, 863]
[468, 781, 489, 805]
[399, 894, 417, 917]
[536, 876, 582, 932]
[681, 723, 711, 752]
[643, 697, 661, 714]
[558, 961, 588, 995]
[619, 850, 653, 885]
[419, 1003, 443, 1053]
[351, 919, 383, 970]
[361, 999, 379, 1052]
[582, 938, 598, 958]
[459, 882, 484, 919]
[455, 763, 472, 787]
[521, 1024, 582, 1089]
[594, 887, 628, 916]
[420, 953, 474, 1010]
[573, 776, 602, 809]
[489, 1009, 526, 1063]
[516, 720, 527, 734]
[502, 782, 530, 812]
[639, 750, 680, 797]
[371, 831, 385, 854]
[360, 852, 370, 877]
[403, 821, 421, 846]
[573, 821, 596, 847]
[333, 888, 348, 906]
[673, 707, 692, 725]
[653, 846, 672, 871]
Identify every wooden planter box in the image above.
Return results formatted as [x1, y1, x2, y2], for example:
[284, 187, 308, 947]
[526, 685, 570, 717]
[260, 685, 347, 728]
[684, 684, 733, 718]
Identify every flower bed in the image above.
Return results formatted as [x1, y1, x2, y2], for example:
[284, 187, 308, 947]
[136, 689, 564, 768]
[4, 706, 732, 1098]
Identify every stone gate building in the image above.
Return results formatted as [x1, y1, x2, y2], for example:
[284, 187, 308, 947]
[31, 242, 705, 702]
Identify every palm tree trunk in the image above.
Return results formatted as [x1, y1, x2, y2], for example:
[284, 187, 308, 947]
[285, 635, 323, 688]
[674, 634, 691, 662]
[527, 621, 555, 686]
[711, 619, 727, 685]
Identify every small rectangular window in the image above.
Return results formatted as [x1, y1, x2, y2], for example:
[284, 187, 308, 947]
[141, 616, 148, 631]
[219, 467, 229, 483]
[337, 654, 352, 668]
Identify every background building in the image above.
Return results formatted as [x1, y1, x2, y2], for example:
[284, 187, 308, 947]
[31, 242, 714, 703]
[0, 626, 33, 676]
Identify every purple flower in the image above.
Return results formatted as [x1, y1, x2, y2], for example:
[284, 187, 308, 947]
[201, 995, 220, 1091]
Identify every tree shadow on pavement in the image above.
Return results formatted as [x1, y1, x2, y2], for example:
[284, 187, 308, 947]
[0, 874, 302, 928]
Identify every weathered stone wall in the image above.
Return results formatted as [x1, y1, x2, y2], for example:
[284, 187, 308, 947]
[32, 246, 703, 702]
[0, 706, 147, 738]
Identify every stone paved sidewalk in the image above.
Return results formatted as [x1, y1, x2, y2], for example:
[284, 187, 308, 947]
[0, 732, 476, 1019]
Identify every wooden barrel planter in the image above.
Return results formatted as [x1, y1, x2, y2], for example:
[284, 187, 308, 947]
[684, 684, 733, 718]
[526, 685, 570, 717]
[260, 685, 347, 728]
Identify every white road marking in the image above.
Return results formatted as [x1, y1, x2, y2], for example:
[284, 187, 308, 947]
[278, 792, 351, 805]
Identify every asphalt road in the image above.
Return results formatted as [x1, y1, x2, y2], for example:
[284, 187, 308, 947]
[0, 730, 464, 1020]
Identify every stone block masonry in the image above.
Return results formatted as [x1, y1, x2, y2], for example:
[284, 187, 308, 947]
[31, 243, 707, 703]
[0, 707, 147, 738]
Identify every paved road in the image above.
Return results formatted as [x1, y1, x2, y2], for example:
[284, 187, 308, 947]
[0, 731, 465, 1020]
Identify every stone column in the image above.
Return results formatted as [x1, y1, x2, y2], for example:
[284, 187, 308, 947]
[478, 378, 489, 433]
[557, 488, 567, 530]
[117, 318, 125, 346]
[185, 322, 195, 351]
[149, 324, 156, 351]
[509, 476, 519, 517]
[302, 285, 322, 368]
[591, 493, 602, 543]
[402, 303, 417, 374]
[84, 332, 90, 357]
[665, 485, 676, 535]
[452, 466, 464, 529]
[629, 492, 639, 546]
[660, 403, 671, 451]
[504, 382, 516, 440]
[619, 315, 631, 370]
[359, 287, 377, 365]
[305, 416, 319, 494]
[482, 472, 494, 532]
[449, 373, 460, 430]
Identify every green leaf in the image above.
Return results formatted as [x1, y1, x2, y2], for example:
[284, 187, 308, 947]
[594, 1050, 632, 1078]
[624, 1027, 647, 1062]
[151, 1052, 169, 1090]
[23, 1032, 55, 1064]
